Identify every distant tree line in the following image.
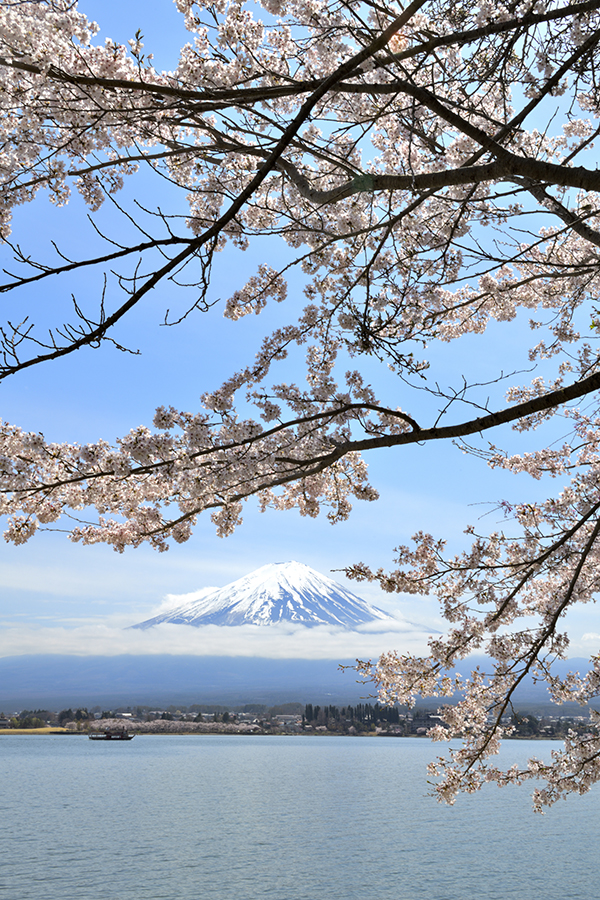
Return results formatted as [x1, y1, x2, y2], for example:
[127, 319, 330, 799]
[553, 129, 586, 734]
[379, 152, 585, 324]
[303, 702, 407, 733]
[4, 702, 596, 738]
[7, 709, 51, 729]
[57, 708, 92, 725]
[509, 714, 595, 739]
[300, 704, 599, 737]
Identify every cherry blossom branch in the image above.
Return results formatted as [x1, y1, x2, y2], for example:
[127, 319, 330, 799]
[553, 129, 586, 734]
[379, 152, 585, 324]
[5, 0, 600, 807]
[3, 0, 598, 107]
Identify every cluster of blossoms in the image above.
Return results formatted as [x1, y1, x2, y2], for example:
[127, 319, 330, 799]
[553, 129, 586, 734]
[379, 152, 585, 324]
[3, 0, 600, 805]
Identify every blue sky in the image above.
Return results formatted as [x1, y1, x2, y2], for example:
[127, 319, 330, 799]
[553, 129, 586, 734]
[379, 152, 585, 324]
[1, 0, 598, 660]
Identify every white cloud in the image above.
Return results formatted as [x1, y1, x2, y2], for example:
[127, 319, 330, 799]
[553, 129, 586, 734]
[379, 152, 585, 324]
[0, 619, 435, 659]
[355, 616, 440, 634]
[151, 587, 219, 616]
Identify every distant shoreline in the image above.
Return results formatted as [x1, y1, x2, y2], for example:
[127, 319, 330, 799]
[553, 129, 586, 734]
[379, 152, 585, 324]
[0, 728, 565, 741]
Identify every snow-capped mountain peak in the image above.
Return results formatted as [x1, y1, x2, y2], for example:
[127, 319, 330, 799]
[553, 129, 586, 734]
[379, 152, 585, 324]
[132, 560, 395, 629]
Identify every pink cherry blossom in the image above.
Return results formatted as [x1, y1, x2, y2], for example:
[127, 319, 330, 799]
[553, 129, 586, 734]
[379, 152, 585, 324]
[3, 0, 600, 806]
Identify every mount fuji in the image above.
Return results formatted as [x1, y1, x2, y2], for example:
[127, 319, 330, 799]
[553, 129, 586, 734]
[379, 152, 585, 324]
[132, 560, 396, 629]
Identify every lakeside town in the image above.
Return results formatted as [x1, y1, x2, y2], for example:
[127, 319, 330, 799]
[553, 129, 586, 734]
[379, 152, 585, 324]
[1, 702, 598, 739]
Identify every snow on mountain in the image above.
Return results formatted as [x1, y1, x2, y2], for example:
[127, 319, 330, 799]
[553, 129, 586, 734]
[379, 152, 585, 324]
[132, 560, 396, 629]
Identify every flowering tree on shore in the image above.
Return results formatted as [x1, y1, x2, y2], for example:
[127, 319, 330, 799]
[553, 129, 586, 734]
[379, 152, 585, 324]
[3, 0, 600, 807]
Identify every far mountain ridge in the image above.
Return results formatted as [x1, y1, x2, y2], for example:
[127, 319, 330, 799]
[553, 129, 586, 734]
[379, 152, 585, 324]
[0, 655, 594, 712]
[132, 560, 396, 629]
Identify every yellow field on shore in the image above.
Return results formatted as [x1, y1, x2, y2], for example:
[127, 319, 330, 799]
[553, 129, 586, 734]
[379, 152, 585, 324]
[0, 727, 68, 735]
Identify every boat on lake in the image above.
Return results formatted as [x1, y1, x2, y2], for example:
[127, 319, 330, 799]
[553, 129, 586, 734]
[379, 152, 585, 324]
[88, 728, 135, 741]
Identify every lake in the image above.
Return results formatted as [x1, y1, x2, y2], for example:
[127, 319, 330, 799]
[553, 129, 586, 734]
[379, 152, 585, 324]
[1, 734, 597, 899]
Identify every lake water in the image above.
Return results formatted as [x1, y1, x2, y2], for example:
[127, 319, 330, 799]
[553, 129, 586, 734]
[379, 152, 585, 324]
[2, 734, 597, 899]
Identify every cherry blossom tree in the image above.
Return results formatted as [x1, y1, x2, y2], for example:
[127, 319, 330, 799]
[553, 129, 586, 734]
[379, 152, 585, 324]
[3, 0, 600, 807]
